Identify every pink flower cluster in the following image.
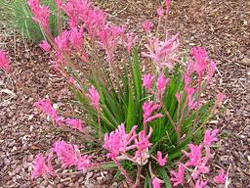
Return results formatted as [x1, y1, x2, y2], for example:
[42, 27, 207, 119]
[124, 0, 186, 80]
[142, 32, 180, 73]
[34, 99, 86, 133]
[0, 50, 11, 72]
[142, 101, 163, 126]
[28, 0, 51, 30]
[184, 47, 217, 110]
[32, 141, 92, 179]
[142, 73, 170, 98]
[103, 124, 153, 166]
[170, 129, 226, 187]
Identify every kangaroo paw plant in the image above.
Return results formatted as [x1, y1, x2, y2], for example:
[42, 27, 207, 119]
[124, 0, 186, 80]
[0, 0, 228, 187]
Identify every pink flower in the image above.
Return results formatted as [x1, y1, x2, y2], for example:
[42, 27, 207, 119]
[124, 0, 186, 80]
[216, 93, 226, 107]
[126, 32, 135, 54]
[34, 99, 63, 124]
[165, 0, 171, 15]
[194, 179, 207, 188]
[133, 128, 153, 165]
[87, 85, 100, 111]
[28, 0, 51, 30]
[157, 6, 163, 17]
[53, 141, 80, 168]
[69, 27, 84, 51]
[157, 151, 168, 167]
[170, 163, 185, 186]
[152, 177, 163, 188]
[175, 94, 181, 103]
[103, 124, 138, 159]
[214, 169, 226, 184]
[142, 20, 153, 32]
[68, 77, 75, 84]
[39, 40, 51, 52]
[55, 0, 62, 8]
[31, 153, 54, 179]
[77, 155, 92, 172]
[157, 73, 170, 98]
[142, 101, 163, 125]
[203, 129, 219, 146]
[185, 144, 202, 167]
[191, 161, 210, 179]
[191, 47, 209, 78]
[0, 50, 11, 72]
[207, 60, 216, 80]
[65, 118, 85, 132]
[143, 74, 155, 91]
[142, 32, 179, 72]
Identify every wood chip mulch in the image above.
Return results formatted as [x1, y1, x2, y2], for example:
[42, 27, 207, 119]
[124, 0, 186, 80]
[1, 0, 250, 187]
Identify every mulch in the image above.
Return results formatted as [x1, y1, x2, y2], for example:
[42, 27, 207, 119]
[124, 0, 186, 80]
[1, 0, 250, 187]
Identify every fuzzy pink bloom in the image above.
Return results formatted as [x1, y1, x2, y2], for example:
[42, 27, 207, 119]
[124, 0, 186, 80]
[77, 155, 92, 172]
[165, 0, 171, 15]
[31, 153, 54, 179]
[191, 47, 209, 78]
[143, 74, 155, 91]
[0, 50, 10, 72]
[126, 32, 135, 54]
[157, 73, 170, 98]
[170, 163, 185, 186]
[157, 151, 168, 167]
[69, 27, 84, 51]
[185, 144, 202, 167]
[175, 94, 181, 103]
[68, 77, 75, 84]
[87, 85, 100, 111]
[194, 179, 207, 188]
[55, 0, 62, 7]
[97, 24, 125, 62]
[152, 177, 163, 188]
[39, 40, 51, 52]
[28, 0, 51, 30]
[53, 141, 80, 168]
[143, 101, 163, 125]
[34, 99, 63, 124]
[207, 60, 216, 80]
[142, 20, 153, 32]
[54, 31, 70, 53]
[133, 128, 153, 165]
[157, 6, 164, 17]
[203, 129, 219, 146]
[142, 32, 179, 72]
[65, 118, 85, 132]
[103, 124, 138, 159]
[214, 169, 226, 184]
[216, 93, 226, 107]
[191, 161, 210, 179]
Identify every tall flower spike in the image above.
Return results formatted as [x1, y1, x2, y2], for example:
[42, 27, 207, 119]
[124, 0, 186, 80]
[31, 153, 54, 179]
[170, 163, 185, 186]
[87, 85, 100, 111]
[157, 151, 168, 167]
[143, 74, 155, 92]
[0, 50, 11, 72]
[157, 73, 170, 98]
